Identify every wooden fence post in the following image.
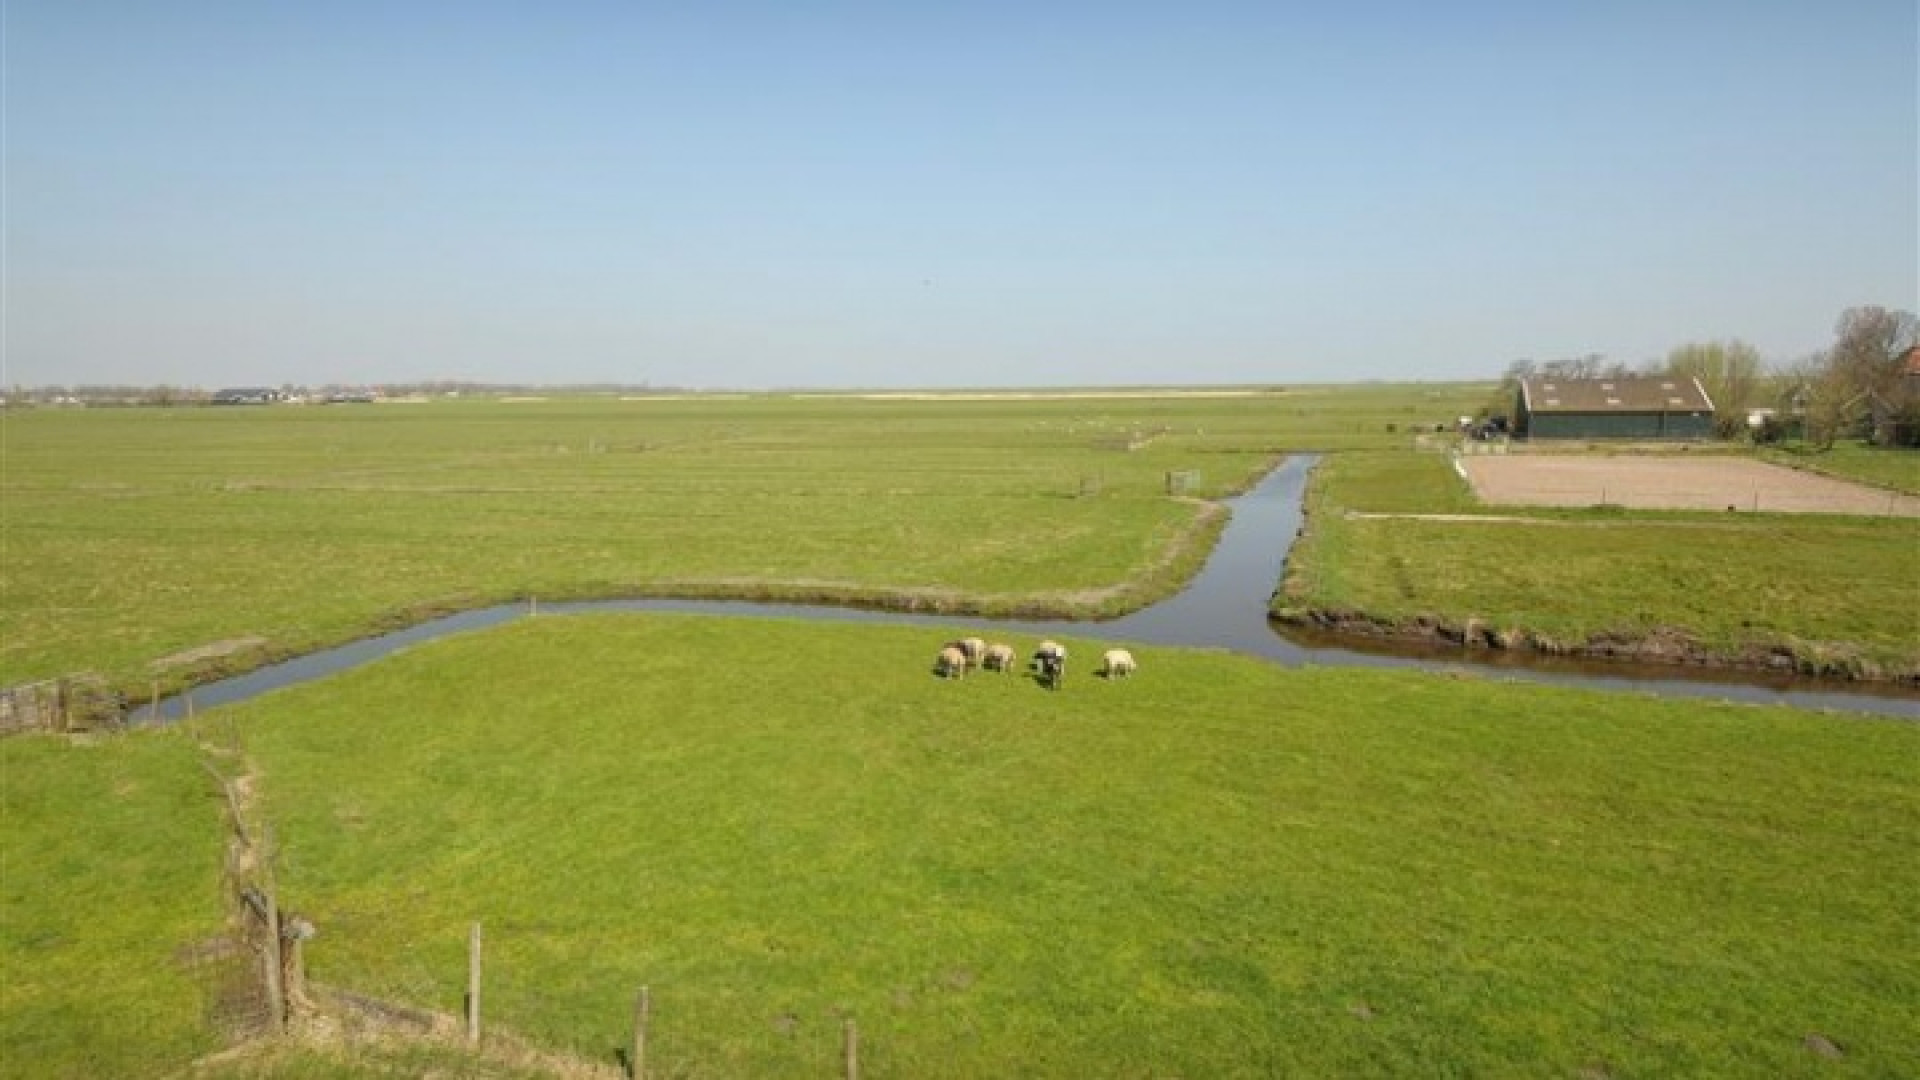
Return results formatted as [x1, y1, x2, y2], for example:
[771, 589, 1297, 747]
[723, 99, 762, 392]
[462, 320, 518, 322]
[843, 1018, 859, 1080]
[467, 922, 482, 1046]
[286, 929, 307, 1005]
[261, 825, 286, 1030]
[631, 985, 650, 1079]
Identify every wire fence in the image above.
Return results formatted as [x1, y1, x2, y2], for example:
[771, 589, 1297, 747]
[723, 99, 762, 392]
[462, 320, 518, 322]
[0, 675, 124, 735]
[1471, 486, 1917, 515]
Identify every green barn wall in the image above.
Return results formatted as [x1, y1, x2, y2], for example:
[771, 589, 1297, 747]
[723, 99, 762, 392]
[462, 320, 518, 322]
[1526, 411, 1713, 439]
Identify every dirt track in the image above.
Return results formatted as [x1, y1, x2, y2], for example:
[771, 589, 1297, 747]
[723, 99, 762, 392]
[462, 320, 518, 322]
[1458, 455, 1920, 516]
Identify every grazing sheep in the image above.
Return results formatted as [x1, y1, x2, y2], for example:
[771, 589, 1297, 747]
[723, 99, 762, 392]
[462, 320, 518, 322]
[935, 645, 969, 679]
[1032, 641, 1067, 690]
[1038, 652, 1065, 690]
[1100, 648, 1137, 679]
[983, 642, 1016, 672]
[949, 636, 988, 670]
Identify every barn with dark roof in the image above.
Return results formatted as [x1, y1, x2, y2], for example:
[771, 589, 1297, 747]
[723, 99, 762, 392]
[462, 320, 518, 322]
[1515, 376, 1715, 440]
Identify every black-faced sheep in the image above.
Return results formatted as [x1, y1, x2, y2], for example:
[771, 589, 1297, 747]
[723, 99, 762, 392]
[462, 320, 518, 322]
[1032, 641, 1067, 690]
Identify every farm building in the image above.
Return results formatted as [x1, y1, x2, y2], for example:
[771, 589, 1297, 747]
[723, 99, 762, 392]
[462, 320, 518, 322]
[210, 387, 283, 405]
[1868, 345, 1920, 446]
[1515, 375, 1715, 440]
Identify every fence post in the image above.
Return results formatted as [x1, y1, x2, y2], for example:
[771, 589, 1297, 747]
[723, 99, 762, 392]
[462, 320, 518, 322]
[843, 1018, 859, 1080]
[262, 825, 286, 1031]
[631, 985, 650, 1080]
[467, 922, 482, 1046]
[286, 926, 308, 1006]
[151, 679, 161, 723]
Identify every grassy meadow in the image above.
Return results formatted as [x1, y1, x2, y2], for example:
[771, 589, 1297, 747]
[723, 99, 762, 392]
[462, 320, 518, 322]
[6, 388, 1917, 1077]
[1761, 441, 1920, 494]
[1, 386, 1483, 692]
[189, 616, 1917, 1078]
[0, 732, 227, 1079]
[1281, 451, 1920, 674]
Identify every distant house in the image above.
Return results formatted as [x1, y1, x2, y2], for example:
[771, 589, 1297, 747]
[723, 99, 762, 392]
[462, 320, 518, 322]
[1514, 376, 1715, 440]
[1868, 345, 1920, 446]
[210, 387, 281, 405]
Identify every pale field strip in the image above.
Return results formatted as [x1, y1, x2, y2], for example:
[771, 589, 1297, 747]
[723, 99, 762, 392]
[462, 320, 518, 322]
[1458, 455, 1920, 517]
[618, 389, 1306, 401]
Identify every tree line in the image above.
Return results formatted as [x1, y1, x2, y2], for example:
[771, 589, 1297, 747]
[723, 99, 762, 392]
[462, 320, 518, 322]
[1494, 305, 1919, 447]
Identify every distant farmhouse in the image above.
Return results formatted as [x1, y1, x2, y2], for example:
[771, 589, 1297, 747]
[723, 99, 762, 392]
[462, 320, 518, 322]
[1515, 375, 1715, 440]
[210, 387, 283, 405]
[1869, 345, 1920, 446]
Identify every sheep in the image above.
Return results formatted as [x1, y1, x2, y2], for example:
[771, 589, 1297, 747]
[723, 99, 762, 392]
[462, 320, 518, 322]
[935, 645, 969, 679]
[1032, 641, 1067, 690]
[1100, 648, 1137, 679]
[948, 636, 988, 670]
[983, 642, 1017, 672]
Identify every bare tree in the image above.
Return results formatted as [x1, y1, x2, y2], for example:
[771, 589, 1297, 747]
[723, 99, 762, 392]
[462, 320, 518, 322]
[1539, 353, 1610, 379]
[1783, 306, 1917, 446]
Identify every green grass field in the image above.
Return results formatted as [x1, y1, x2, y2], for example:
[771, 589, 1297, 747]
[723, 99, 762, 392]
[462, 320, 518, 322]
[1281, 452, 1920, 674]
[6, 390, 1916, 1078]
[0, 732, 226, 1079]
[1, 387, 1485, 692]
[1761, 441, 1920, 494]
[183, 616, 1915, 1078]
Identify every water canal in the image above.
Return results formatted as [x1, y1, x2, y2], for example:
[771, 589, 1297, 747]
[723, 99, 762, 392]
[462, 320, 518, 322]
[140, 455, 1920, 722]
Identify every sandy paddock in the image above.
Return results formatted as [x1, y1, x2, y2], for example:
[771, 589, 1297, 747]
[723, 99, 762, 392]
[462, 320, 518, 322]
[1458, 455, 1920, 516]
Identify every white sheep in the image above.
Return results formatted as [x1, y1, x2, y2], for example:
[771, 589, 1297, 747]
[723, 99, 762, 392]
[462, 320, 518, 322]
[983, 642, 1016, 672]
[1100, 648, 1137, 679]
[935, 645, 969, 679]
[950, 636, 988, 670]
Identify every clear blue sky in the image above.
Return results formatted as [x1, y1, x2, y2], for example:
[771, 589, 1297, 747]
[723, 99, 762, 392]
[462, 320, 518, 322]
[6, 1, 1915, 389]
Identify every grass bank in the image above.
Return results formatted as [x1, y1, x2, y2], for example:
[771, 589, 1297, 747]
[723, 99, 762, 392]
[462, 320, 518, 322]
[1279, 452, 1920, 678]
[204, 615, 1919, 1077]
[1, 387, 1486, 693]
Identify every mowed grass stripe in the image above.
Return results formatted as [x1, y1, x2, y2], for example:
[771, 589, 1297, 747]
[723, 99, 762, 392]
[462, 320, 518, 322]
[221, 616, 1920, 1078]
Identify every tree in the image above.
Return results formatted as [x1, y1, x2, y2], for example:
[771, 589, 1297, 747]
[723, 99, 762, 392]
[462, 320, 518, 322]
[1481, 358, 1535, 419]
[1826, 306, 1919, 444]
[1784, 306, 1920, 447]
[1539, 353, 1606, 379]
[1666, 339, 1762, 439]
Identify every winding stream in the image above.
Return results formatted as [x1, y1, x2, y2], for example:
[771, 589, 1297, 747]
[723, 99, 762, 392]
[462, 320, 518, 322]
[140, 455, 1920, 722]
